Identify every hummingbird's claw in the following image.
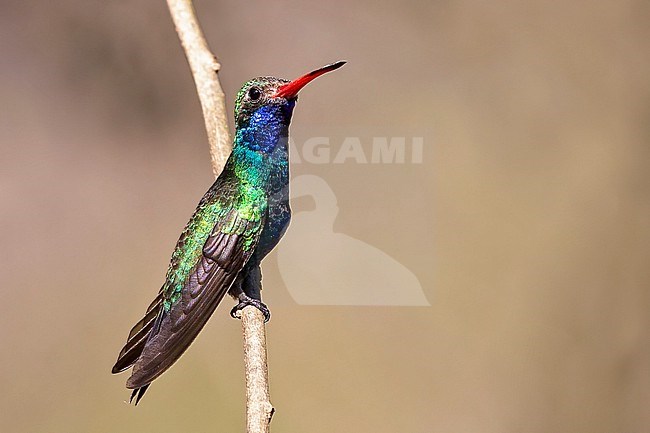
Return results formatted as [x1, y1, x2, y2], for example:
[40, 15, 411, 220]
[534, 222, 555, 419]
[230, 295, 271, 322]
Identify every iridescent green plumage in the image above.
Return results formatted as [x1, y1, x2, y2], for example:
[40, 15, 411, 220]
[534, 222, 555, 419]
[162, 174, 267, 311]
[112, 61, 345, 404]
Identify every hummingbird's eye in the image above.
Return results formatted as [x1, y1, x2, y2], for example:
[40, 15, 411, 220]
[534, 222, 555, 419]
[248, 87, 262, 101]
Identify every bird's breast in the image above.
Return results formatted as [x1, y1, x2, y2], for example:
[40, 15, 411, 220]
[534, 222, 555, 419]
[256, 196, 291, 260]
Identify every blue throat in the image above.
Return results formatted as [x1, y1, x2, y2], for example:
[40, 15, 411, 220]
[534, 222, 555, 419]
[230, 102, 295, 190]
[235, 103, 295, 154]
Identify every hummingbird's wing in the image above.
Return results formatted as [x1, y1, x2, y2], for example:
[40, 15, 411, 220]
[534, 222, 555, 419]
[112, 206, 265, 396]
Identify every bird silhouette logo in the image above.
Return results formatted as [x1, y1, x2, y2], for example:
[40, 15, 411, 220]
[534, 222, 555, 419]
[277, 175, 429, 306]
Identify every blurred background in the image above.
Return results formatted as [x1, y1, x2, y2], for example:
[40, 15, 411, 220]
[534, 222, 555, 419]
[1, 1, 649, 432]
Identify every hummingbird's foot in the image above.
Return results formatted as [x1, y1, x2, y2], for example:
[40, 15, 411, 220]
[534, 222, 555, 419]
[230, 294, 271, 322]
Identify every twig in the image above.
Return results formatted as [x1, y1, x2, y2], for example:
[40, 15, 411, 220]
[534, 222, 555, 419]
[166, 1, 274, 431]
[242, 308, 274, 432]
[166, 0, 231, 176]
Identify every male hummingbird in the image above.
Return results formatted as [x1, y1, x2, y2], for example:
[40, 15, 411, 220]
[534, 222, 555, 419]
[112, 61, 346, 404]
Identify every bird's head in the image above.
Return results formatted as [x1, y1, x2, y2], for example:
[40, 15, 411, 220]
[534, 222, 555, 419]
[234, 61, 346, 132]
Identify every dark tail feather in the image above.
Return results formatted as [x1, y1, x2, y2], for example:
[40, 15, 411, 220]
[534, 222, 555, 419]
[129, 384, 150, 405]
[112, 294, 164, 374]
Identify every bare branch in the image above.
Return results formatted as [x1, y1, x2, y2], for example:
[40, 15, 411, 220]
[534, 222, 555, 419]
[166, 1, 274, 431]
[242, 308, 274, 433]
[166, 0, 231, 175]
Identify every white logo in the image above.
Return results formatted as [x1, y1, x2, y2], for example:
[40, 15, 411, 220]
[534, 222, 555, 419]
[277, 175, 429, 306]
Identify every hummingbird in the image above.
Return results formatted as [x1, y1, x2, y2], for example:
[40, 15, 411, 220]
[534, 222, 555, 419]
[112, 61, 346, 404]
